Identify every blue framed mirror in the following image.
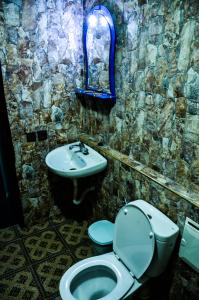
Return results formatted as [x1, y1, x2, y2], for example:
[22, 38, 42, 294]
[76, 5, 116, 105]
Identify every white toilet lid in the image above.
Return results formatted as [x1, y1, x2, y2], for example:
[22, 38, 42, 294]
[88, 220, 114, 245]
[113, 204, 155, 279]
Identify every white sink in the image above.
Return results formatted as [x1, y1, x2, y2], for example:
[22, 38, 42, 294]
[45, 142, 107, 178]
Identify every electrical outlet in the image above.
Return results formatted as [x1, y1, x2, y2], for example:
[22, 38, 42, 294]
[37, 130, 47, 141]
[26, 132, 36, 142]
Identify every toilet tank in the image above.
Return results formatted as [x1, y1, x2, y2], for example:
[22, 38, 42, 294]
[132, 200, 179, 277]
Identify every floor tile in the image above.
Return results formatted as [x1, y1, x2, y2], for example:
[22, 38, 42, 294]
[57, 220, 93, 260]
[44, 294, 62, 300]
[34, 253, 74, 298]
[16, 221, 51, 237]
[74, 241, 93, 260]
[0, 215, 94, 299]
[0, 226, 17, 243]
[0, 241, 27, 277]
[58, 220, 89, 246]
[0, 268, 42, 300]
[50, 214, 67, 226]
[53, 296, 62, 300]
[49, 205, 67, 226]
[23, 230, 65, 263]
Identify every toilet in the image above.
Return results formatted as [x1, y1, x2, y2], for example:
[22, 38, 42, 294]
[60, 200, 179, 300]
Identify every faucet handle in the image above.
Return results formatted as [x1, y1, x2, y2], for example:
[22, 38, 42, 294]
[81, 143, 89, 155]
[69, 142, 89, 155]
[79, 142, 84, 147]
[69, 143, 80, 150]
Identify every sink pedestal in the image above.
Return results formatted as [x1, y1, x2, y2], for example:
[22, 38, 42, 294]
[48, 171, 105, 221]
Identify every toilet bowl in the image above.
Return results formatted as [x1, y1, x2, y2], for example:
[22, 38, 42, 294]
[60, 200, 179, 300]
[60, 252, 134, 300]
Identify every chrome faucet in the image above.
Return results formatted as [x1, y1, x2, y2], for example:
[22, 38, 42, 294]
[69, 142, 89, 155]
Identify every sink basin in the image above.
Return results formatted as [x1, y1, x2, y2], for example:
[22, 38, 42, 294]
[45, 142, 107, 178]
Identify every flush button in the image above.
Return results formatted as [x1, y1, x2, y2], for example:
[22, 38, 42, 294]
[124, 208, 128, 215]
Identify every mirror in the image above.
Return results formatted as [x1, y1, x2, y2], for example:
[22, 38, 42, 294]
[86, 10, 110, 92]
[76, 5, 116, 105]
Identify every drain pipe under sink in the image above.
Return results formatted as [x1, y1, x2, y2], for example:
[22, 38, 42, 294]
[72, 178, 95, 205]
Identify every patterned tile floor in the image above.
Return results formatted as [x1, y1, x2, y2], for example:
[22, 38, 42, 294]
[0, 210, 93, 300]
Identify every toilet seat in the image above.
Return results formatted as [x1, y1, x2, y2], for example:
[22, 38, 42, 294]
[59, 252, 134, 300]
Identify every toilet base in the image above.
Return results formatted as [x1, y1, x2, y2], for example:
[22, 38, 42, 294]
[124, 275, 148, 299]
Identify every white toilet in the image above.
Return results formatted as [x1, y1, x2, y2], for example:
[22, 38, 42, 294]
[59, 200, 179, 300]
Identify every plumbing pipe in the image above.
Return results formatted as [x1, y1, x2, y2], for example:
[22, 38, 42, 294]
[72, 182, 95, 205]
[72, 178, 78, 205]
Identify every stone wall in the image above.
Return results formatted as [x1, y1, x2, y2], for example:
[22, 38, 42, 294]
[3, 0, 198, 232]
[1, 0, 83, 225]
[82, 0, 199, 195]
[1, 0, 199, 298]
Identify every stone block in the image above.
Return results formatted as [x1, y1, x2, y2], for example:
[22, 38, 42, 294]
[22, 0, 37, 31]
[178, 20, 196, 71]
[175, 97, 187, 118]
[43, 80, 52, 108]
[184, 68, 199, 102]
[7, 27, 18, 45]
[4, 3, 20, 27]
[187, 102, 197, 115]
[184, 115, 199, 144]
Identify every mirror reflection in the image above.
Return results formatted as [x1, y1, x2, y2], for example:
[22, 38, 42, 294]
[86, 11, 110, 92]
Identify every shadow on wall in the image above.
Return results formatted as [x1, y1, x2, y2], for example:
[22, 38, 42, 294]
[77, 93, 114, 115]
[0, 63, 23, 228]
